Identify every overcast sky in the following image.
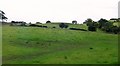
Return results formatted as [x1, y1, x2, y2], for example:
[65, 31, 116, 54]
[0, 0, 119, 23]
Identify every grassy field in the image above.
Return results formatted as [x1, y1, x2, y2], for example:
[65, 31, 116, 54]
[2, 23, 118, 64]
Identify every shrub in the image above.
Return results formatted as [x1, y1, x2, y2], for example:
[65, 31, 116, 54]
[59, 23, 69, 29]
[98, 18, 109, 29]
[112, 26, 119, 34]
[88, 26, 96, 31]
[64, 24, 68, 28]
[59, 23, 64, 28]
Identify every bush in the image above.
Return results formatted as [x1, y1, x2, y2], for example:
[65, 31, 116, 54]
[59, 23, 69, 29]
[104, 26, 119, 34]
[59, 23, 65, 28]
[98, 18, 109, 29]
[88, 26, 96, 31]
[112, 26, 119, 34]
[64, 25, 68, 28]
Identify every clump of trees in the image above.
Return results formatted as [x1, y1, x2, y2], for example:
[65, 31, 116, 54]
[84, 18, 120, 34]
[59, 23, 68, 29]
[84, 18, 98, 31]
[98, 18, 119, 34]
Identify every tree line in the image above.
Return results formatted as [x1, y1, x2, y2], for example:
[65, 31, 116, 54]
[1, 10, 120, 34]
[83, 18, 120, 34]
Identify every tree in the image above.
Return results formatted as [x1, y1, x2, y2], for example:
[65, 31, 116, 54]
[111, 26, 119, 34]
[72, 20, 77, 24]
[84, 18, 97, 31]
[88, 26, 96, 31]
[85, 18, 93, 26]
[92, 22, 99, 28]
[104, 22, 113, 28]
[46, 20, 51, 23]
[59, 23, 65, 28]
[0, 10, 8, 22]
[59, 23, 69, 29]
[98, 18, 108, 28]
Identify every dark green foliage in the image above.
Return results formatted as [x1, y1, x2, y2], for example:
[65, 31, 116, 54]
[101, 22, 113, 31]
[92, 22, 99, 28]
[64, 24, 68, 28]
[29, 24, 38, 27]
[84, 18, 119, 34]
[97, 18, 120, 34]
[88, 26, 96, 31]
[69, 28, 87, 31]
[98, 18, 109, 29]
[0, 10, 8, 21]
[59, 23, 69, 28]
[112, 26, 119, 34]
[84, 18, 97, 31]
[46, 20, 51, 23]
[72, 20, 77, 24]
[59, 23, 64, 28]
[85, 18, 93, 26]
[42, 26, 48, 28]
[103, 25, 120, 34]
[104, 22, 113, 28]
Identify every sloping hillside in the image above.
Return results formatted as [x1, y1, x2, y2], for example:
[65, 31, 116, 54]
[2, 24, 118, 64]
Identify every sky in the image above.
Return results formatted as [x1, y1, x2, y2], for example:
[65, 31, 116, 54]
[118, 1, 120, 18]
[0, 0, 119, 23]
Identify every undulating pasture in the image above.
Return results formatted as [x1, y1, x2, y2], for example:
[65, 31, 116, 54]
[2, 24, 118, 64]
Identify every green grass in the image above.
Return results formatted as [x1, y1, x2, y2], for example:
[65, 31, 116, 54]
[0, 24, 2, 65]
[2, 24, 118, 64]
